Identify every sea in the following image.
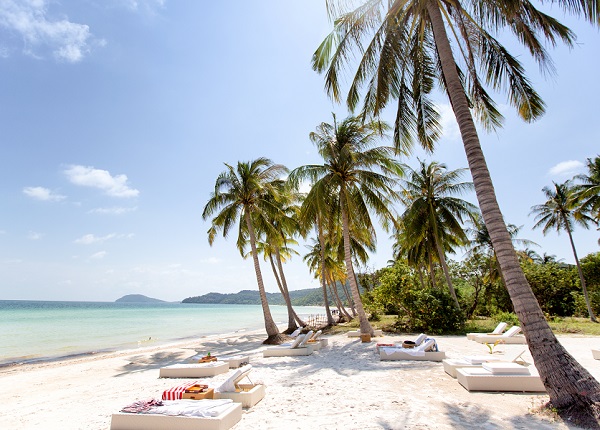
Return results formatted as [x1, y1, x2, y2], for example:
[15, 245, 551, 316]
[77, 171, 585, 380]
[0, 300, 325, 367]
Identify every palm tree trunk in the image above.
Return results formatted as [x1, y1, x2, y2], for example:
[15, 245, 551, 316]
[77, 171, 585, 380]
[340, 189, 373, 335]
[274, 247, 307, 327]
[317, 221, 334, 325]
[268, 254, 297, 332]
[244, 211, 281, 340]
[418, 265, 425, 289]
[432, 227, 461, 309]
[330, 279, 352, 320]
[428, 251, 437, 288]
[565, 224, 596, 322]
[341, 281, 357, 316]
[426, 0, 600, 422]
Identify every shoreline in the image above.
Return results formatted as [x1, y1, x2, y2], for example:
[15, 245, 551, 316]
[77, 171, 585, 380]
[1, 329, 599, 429]
[0, 301, 326, 367]
[0, 326, 259, 369]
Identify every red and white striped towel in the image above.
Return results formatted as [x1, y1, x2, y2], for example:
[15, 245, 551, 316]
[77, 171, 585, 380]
[162, 381, 199, 400]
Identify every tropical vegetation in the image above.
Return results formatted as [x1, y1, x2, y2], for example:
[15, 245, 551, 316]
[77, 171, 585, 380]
[311, 0, 600, 425]
[198, 0, 600, 420]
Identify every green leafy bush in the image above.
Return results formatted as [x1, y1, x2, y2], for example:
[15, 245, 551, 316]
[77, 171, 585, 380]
[492, 311, 520, 326]
[371, 262, 465, 334]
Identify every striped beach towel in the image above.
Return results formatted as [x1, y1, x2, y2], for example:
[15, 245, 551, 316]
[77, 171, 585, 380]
[162, 381, 200, 400]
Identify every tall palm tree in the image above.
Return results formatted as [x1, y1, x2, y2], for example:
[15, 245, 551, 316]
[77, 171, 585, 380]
[289, 114, 403, 335]
[530, 181, 597, 322]
[465, 213, 538, 286]
[202, 158, 288, 343]
[398, 160, 477, 309]
[314, 0, 600, 422]
[574, 155, 600, 222]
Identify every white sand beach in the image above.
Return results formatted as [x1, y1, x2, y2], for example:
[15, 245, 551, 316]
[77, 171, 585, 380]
[0, 330, 598, 430]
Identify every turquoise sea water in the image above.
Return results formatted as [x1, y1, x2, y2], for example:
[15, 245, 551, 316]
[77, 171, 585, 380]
[0, 300, 324, 366]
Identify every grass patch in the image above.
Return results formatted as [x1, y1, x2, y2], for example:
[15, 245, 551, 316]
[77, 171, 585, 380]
[324, 315, 600, 336]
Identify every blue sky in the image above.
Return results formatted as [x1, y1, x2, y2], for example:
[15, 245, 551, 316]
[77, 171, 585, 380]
[0, 1, 598, 302]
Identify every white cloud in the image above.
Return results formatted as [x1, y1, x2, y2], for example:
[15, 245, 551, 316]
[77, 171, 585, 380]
[64, 165, 139, 198]
[0, 0, 95, 62]
[88, 206, 138, 215]
[437, 103, 460, 142]
[23, 186, 66, 201]
[74, 233, 133, 244]
[27, 231, 43, 240]
[75, 233, 115, 245]
[90, 251, 107, 260]
[200, 257, 221, 264]
[548, 160, 584, 177]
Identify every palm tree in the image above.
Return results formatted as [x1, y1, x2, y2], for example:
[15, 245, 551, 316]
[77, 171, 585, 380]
[202, 158, 288, 344]
[466, 214, 538, 286]
[574, 155, 600, 222]
[398, 160, 477, 309]
[289, 114, 403, 336]
[530, 181, 597, 322]
[314, 0, 600, 423]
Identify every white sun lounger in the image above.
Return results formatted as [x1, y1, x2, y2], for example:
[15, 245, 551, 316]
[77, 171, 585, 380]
[472, 326, 526, 344]
[189, 354, 249, 369]
[214, 364, 266, 408]
[380, 339, 445, 361]
[217, 355, 249, 369]
[110, 399, 242, 430]
[443, 348, 527, 378]
[455, 362, 546, 392]
[306, 330, 328, 350]
[376, 333, 428, 352]
[466, 322, 508, 340]
[159, 361, 229, 378]
[263, 332, 315, 357]
[348, 329, 382, 337]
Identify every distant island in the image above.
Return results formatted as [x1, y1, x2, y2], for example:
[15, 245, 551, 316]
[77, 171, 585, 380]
[115, 294, 167, 303]
[182, 288, 327, 306]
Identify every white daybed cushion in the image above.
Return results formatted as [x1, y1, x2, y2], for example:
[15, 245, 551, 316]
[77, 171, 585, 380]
[481, 362, 530, 375]
[111, 400, 242, 430]
[159, 361, 229, 378]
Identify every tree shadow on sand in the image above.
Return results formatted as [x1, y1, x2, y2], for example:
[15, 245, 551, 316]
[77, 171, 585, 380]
[113, 351, 187, 377]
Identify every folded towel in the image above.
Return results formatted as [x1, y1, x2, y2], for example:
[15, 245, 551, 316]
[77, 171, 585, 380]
[162, 382, 201, 400]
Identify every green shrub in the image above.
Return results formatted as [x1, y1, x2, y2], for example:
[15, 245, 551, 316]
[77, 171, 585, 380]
[492, 311, 519, 326]
[372, 262, 466, 334]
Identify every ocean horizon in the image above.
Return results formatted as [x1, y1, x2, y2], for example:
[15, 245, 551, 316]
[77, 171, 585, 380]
[0, 300, 324, 367]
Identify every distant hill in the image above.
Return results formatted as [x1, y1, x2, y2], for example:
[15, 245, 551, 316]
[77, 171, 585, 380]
[115, 294, 167, 303]
[182, 288, 329, 306]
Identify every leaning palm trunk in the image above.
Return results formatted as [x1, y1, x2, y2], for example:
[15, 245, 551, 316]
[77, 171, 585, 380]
[427, 0, 600, 422]
[565, 226, 596, 322]
[432, 228, 460, 309]
[340, 191, 373, 335]
[274, 247, 307, 327]
[244, 212, 282, 341]
[330, 279, 352, 320]
[268, 254, 298, 332]
[317, 222, 335, 325]
[340, 281, 357, 316]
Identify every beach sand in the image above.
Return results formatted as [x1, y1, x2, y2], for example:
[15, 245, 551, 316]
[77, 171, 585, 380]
[0, 330, 598, 430]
